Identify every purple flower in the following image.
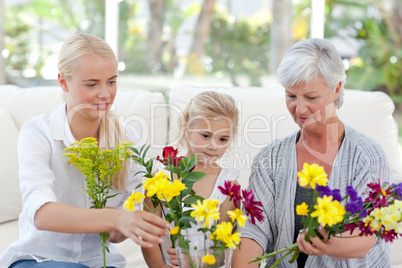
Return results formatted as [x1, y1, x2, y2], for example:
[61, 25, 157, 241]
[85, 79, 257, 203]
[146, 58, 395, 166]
[345, 202, 359, 214]
[316, 185, 331, 198]
[393, 183, 402, 200]
[346, 185, 358, 201]
[331, 189, 342, 202]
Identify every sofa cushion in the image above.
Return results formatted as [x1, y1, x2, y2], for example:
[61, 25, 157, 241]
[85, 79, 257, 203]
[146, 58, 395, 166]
[168, 86, 402, 188]
[0, 86, 168, 158]
[0, 110, 22, 223]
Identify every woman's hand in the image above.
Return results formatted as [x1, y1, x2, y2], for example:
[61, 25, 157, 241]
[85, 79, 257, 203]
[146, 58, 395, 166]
[116, 210, 170, 248]
[297, 227, 376, 259]
[297, 227, 335, 257]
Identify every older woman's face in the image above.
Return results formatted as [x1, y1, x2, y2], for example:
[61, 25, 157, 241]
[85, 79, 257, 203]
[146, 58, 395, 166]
[285, 78, 340, 130]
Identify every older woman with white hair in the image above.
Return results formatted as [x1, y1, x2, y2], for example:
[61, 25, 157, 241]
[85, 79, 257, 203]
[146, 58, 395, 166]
[232, 38, 392, 267]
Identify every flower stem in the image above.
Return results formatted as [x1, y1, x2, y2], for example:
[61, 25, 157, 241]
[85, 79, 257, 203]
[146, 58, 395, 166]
[248, 243, 298, 263]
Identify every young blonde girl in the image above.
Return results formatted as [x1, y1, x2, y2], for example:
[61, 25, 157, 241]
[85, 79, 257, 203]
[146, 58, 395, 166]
[0, 33, 169, 268]
[142, 91, 240, 268]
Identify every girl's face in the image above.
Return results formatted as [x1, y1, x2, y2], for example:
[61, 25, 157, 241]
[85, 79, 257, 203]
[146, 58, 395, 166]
[59, 53, 118, 122]
[185, 118, 234, 164]
[285, 78, 340, 131]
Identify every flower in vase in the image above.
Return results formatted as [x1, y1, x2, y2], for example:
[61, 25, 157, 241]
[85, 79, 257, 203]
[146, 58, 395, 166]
[123, 192, 145, 211]
[297, 163, 328, 189]
[156, 146, 184, 167]
[241, 189, 264, 224]
[212, 221, 240, 249]
[170, 226, 179, 235]
[191, 199, 220, 228]
[218, 180, 242, 208]
[227, 208, 247, 227]
[202, 254, 216, 265]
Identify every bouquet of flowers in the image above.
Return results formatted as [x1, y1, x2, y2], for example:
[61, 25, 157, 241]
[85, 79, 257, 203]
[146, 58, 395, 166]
[63, 137, 133, 268]
[249, 163, 402, 267]
[124, 146, 265, 267]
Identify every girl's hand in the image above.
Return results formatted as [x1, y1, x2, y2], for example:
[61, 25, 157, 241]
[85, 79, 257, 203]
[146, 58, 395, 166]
[296, 227, 334, 257]
[168, 247, 179, 268]
[108, 230, 127, 243]
[117, 210, 170, 248]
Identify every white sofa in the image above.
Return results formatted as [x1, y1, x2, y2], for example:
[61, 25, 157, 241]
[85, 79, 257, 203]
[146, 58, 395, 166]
[0, 84, 401, 267]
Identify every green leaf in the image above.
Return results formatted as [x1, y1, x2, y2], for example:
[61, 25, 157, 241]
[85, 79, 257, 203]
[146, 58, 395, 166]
[183, 171, 205, 183]
[183, 195, 204, 205]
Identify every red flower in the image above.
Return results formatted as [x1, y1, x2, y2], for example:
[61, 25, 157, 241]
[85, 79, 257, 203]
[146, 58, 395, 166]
[156, 146, 184, 167]
[365, 181, 391, 208]
[218, 180, 242, 208]
[241, 189, 264, 224]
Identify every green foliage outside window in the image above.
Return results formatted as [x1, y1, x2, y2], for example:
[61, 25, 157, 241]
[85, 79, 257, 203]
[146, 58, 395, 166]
[205, 9, 270, 87]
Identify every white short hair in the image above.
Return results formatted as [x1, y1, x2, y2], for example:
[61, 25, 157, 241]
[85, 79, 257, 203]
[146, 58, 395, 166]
[277, 38, 346, 108]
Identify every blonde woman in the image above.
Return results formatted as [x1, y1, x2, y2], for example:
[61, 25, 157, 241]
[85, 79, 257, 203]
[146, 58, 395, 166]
[0, 34, 169, 268]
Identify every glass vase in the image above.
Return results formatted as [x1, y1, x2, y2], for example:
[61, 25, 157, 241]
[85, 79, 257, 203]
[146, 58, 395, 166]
[175, 235, 233, 268]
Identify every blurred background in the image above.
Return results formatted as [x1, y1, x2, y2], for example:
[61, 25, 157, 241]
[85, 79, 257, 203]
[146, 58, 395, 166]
[0, 0, 401, 138]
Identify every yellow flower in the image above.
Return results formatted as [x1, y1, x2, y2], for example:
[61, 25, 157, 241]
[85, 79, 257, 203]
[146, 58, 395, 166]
[213, 222, 240, 249]
[310, 195, 345, 227]
[123, 192, 145, 212]
[143, 170, 169, 191]
[370, 219, 382, 231]
[146, 177, 170, 200]
[163, 180, 187, 202]
[296, 202, 309, 216]
[203, 206, 220, 228]
[202, 254, 216, 265]
[169, 226, 179, 235]
[207, 198, 220, 209]
[191, 199, 208, 221]
[298, 163, 328, 189]
[227, 208, 248, 227]
[190, 199, 220, 228]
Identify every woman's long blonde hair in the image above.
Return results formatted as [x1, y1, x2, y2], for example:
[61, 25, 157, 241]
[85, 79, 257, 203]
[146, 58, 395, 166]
[58, 33, 128, 190]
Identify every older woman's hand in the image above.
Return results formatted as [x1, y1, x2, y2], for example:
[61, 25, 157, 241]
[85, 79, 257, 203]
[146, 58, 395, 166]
[296, 227, 337, 257]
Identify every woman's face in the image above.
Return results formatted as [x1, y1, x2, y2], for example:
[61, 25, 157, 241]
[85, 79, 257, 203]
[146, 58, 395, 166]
[285, 78, 340, 131]
[60, 53, 117, 122]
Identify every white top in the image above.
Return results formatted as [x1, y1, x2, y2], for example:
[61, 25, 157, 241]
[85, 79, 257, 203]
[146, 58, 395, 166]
[0, 104, 143, 268]
[160, 168, 240, 265]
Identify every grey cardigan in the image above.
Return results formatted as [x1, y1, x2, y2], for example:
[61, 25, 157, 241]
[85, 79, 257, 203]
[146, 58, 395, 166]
[242, 124, 392, 268]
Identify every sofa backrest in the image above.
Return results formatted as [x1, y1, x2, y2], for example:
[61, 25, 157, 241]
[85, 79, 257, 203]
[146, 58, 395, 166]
[0, 85, 168, 224]
[168, 86, 402, 189]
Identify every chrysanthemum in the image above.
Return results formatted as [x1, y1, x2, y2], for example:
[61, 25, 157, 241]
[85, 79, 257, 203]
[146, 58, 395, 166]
[213, 222, 240, 249]
[123, 191, 145, 212]
[218, 180, 242, 208]
[227, 208, 248, 227]
[310, 195, 345, 227]
[296, 202, 309, 216]
[298, 163, 328, 189]
[202, 254, 216, 265]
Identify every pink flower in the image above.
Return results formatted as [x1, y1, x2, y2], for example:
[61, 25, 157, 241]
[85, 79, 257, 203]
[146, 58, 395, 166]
[241, 189, 264, 224]
[218, 180, 242, 208]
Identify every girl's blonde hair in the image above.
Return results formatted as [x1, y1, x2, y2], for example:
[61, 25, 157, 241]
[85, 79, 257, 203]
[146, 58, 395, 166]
[177, 91, 239, 153]
[58, 33, 128, 190]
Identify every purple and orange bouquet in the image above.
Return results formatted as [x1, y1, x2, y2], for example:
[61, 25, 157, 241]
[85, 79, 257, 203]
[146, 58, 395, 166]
[250, 163, 402, 267]
[124, 146, 265, 267]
